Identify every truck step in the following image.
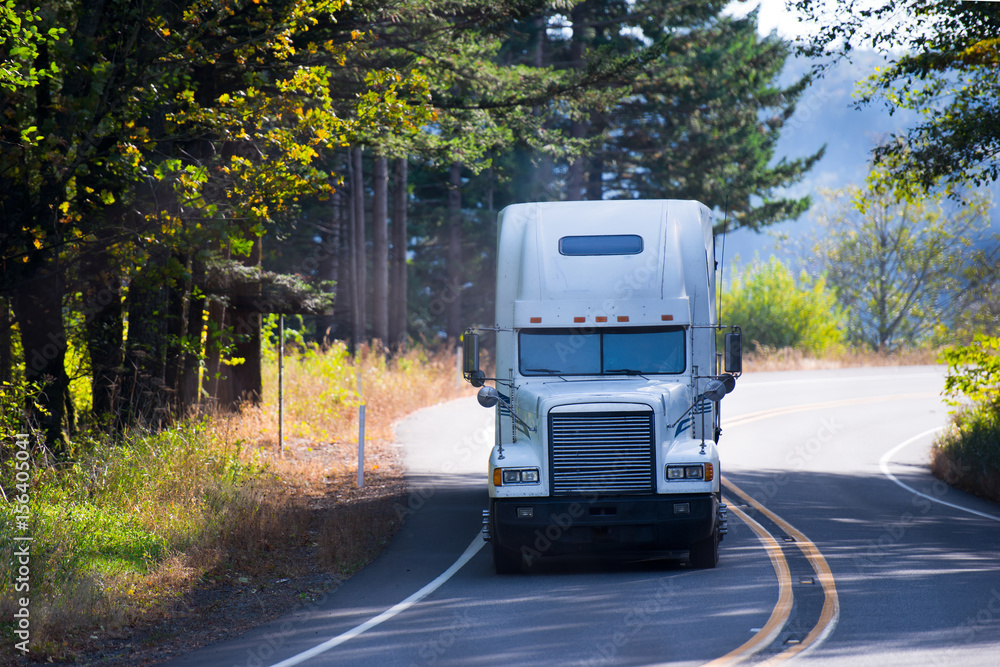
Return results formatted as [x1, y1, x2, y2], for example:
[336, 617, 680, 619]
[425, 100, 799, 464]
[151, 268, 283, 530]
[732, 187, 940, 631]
[481, 509, 491, 541]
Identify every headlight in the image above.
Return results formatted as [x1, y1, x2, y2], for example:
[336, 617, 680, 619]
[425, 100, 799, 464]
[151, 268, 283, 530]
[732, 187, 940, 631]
[666, 463, 714, 481]
[495, 467, 541, 485]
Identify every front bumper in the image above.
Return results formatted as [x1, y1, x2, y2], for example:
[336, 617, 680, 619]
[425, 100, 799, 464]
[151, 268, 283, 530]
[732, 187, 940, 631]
[488, 494, 720, 557]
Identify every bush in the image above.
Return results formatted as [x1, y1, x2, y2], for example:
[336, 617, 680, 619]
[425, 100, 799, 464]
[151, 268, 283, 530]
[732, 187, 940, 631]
[933, 403, 1000, 502]
[721, 257, 845, 356]
[933, 334, 1000, 502]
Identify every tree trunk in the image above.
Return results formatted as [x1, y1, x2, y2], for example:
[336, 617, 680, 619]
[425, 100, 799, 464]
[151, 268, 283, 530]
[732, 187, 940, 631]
[317, 189, 342, 345]
[389, 158, 408, 349]
[123, 246, 171, 426]
[78, 233, 124, 424]
[332, 188, 354, 346]
[565, 4, 588, 201]
[163, 252, 188, 411]
[203, 296, 229, 409]
[221, 235, 263, 407]
[10, 254, 70, 453]
[0, 297, 11, 385]
[587, 153, 604, 201]
[446, 162, 463, 344]
[179, 256, 206, 412]
[532, 15, 546, 68]
[351, 146, 367, 347]
[226, 305, 262, 406]
[372, 155, 389, 346]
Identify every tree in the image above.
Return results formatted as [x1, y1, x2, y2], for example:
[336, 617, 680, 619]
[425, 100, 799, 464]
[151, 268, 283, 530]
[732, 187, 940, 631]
[721, 257, 844, 355]
[951, 236, 1000, 340]
[525, 1, 823, 230]
[399, 1, 826, 342]
[0, 0, 432, 444]
[609, 4, 823, 230]
[794, 0, 1000, 194]
[808, 183, 991, 350]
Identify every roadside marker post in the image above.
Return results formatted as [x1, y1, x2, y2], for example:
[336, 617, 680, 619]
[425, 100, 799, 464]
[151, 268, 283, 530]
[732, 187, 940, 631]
[357, 368, 365, 488]
[278, 315, 284, 458]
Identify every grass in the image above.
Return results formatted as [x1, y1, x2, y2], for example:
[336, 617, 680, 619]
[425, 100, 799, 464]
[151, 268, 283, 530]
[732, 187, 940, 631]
[0, 342, 470, 663]
[742, 344, 940, 372]
[932, 404, 1000, 503]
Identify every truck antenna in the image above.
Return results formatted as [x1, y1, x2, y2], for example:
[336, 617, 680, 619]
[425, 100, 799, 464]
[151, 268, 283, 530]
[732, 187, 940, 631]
[718, 195, 730, 328]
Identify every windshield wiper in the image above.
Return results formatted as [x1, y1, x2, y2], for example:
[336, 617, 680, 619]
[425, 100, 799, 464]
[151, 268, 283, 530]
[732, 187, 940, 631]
[605, 368, 646, 376]
[525, 368, 563, 374]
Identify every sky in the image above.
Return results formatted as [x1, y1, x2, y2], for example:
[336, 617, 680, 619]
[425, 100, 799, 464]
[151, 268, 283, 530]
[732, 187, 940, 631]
[726, 0, 815, 38]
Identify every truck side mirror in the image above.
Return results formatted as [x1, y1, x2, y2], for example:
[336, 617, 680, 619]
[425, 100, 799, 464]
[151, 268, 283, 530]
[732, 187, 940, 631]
[724, 331, 742, 375]
[701, 378, 727, 403]
[477, 385, 499, 408]
[462, 332, 485, 387]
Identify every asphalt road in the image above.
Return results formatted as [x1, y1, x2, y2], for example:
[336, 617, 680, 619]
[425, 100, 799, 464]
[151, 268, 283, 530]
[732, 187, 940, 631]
[167, 366, 1000, 667]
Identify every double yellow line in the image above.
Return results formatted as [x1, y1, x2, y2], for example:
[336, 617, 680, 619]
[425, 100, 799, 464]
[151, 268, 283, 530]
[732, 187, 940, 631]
[701, 394, 941, 664]
[706, 392, 937, 663]
[706, 480, 839, 666]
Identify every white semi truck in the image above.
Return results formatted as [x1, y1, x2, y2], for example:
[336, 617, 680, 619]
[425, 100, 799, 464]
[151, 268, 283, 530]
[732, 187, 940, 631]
[463, 200, 742, 573]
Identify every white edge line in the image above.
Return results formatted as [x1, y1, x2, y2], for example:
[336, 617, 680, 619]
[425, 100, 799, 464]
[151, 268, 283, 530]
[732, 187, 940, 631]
[270, 534, 486, 667]
[879, 427, 1000, 523]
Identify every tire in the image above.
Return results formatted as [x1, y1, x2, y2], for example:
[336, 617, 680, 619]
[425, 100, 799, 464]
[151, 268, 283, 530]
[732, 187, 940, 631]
[492, 541, 522, 574]
[489, 502, 522, 574]
[689, 528, 720, 569]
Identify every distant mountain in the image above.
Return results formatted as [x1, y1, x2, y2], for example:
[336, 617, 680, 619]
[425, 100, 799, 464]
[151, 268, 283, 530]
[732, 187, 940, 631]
[724, 51, 999, 269]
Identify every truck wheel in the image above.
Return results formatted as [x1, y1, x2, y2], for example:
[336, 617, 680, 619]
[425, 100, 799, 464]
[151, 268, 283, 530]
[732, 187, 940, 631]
[689, 529, 720, 569]
[492, 541, 522, 574]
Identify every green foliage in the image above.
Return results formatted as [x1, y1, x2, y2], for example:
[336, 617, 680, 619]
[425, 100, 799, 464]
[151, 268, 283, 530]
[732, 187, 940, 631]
[940, 334, 1000, 410]
[933, 336, 1000, 502]
[721, 257, 844, 356]
[794, 0, 1000, 193]
[0, 378, 42, 443]
[0, 1, 64, 92]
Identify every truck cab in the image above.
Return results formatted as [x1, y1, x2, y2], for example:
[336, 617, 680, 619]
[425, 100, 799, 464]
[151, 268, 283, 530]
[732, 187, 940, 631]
[463, 200, 741, 573]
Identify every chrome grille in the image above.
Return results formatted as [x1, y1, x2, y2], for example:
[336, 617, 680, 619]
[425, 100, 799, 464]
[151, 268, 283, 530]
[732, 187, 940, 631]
[549, 410, 655, 495]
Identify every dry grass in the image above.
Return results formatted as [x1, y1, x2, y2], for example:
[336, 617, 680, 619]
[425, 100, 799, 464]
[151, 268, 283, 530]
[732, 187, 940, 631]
[0, 343, 471, 664]
[742, 345, 941, 372]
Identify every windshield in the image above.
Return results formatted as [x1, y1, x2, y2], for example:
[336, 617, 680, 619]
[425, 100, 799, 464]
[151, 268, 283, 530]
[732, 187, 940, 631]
[519, 327, 685, 376]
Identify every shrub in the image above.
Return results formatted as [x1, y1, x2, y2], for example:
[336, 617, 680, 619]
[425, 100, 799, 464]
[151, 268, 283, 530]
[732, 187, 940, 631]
[933, 334, 1000, 502]
[721, 257, 845, 356]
